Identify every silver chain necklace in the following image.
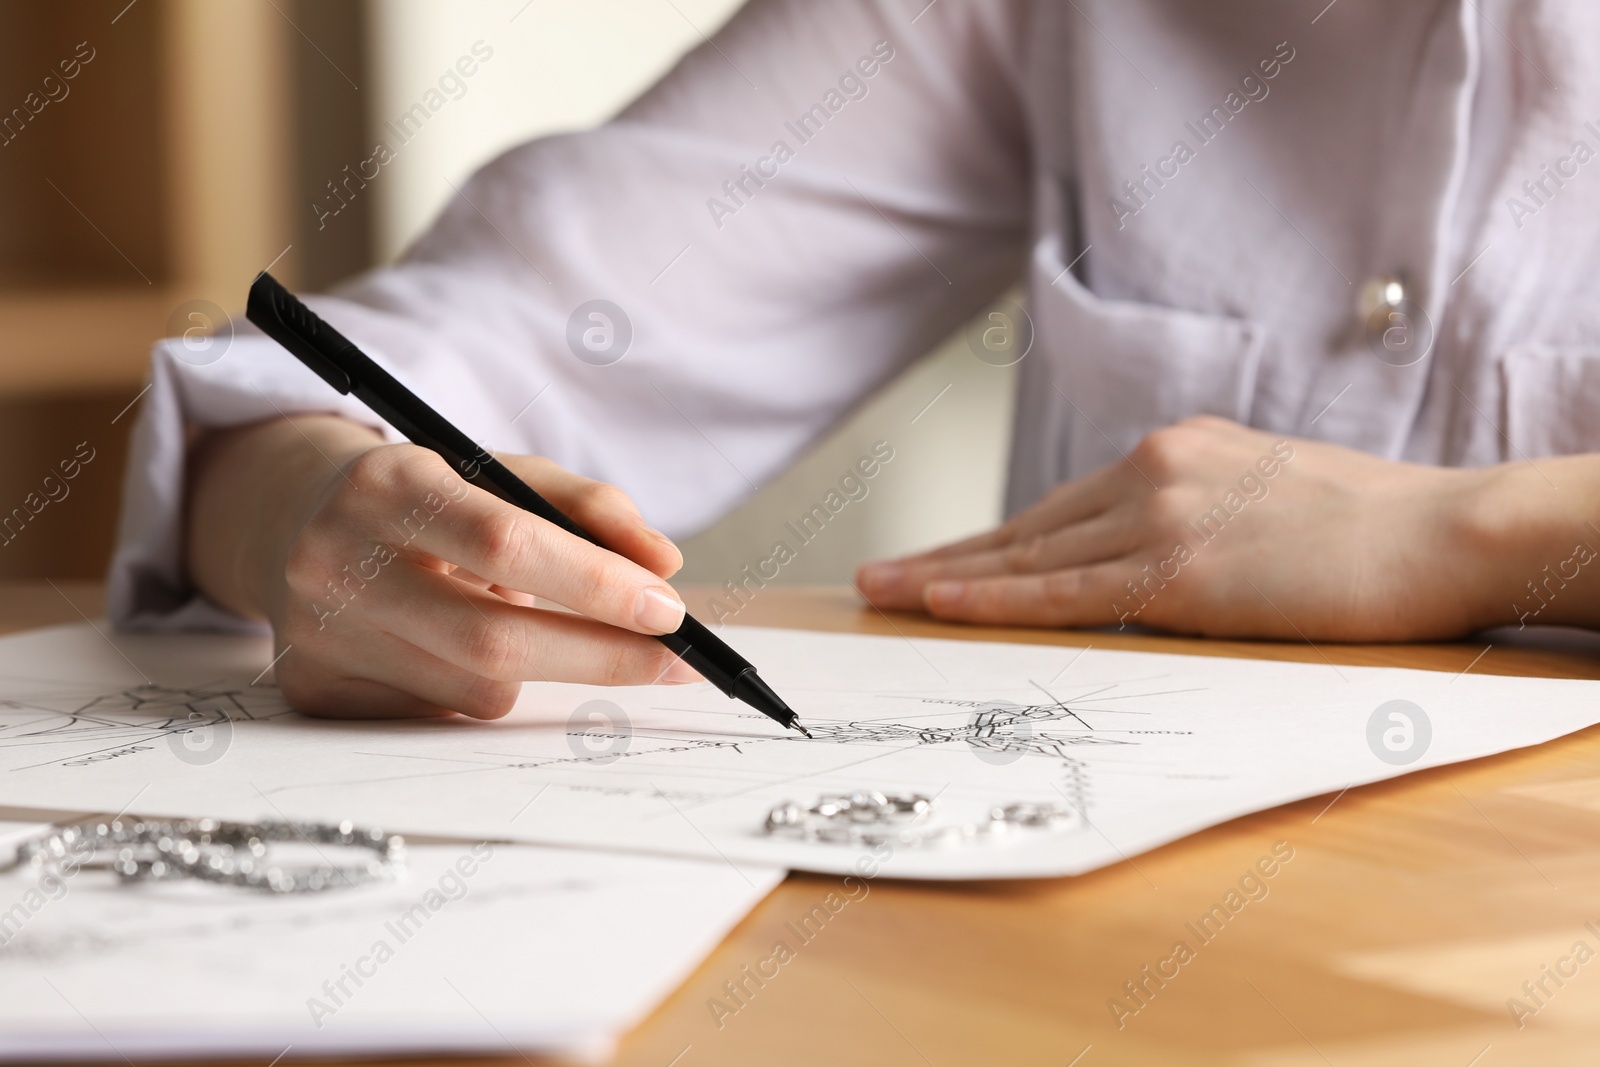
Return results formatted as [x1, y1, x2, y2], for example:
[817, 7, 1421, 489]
[4, 818, 406, 893]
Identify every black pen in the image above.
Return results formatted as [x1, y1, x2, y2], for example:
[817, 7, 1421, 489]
[245, 272, 811, 737]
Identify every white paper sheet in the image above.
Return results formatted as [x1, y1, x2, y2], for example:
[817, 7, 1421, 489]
[2, 622, 1598, 879]
[0, 819, 780, 1061]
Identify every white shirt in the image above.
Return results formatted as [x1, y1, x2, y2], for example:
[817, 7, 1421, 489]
[110, 0, 1600, 631]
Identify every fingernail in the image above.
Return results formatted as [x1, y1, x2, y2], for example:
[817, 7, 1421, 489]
[635, 587, 686, 633]
[661, 658, 704, 684]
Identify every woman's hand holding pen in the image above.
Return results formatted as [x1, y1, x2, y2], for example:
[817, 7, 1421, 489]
[856, 416, 1597, 641]
[186, 414, 698, 720]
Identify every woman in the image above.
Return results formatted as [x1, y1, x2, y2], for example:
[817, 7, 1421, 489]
[112, 0, 1600, 719]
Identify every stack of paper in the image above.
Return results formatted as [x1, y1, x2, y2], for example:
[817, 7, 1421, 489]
[4, 619, 1600, 1057]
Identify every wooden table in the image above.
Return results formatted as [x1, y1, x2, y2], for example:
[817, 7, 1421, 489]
[7, 581, 1600, 1066]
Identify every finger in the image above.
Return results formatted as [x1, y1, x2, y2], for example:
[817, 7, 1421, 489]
[921, 564, 1132, 628]
[863, 461, 1128, 574]
[859, 512, 1133, 609]
[328, 629, 526, 719]
[279, 665, 458, 721]
[979, 463, 1133, 546]
[353, 566, 699, 685]
[390, 477, 687, 635]
[449, 565, 535, 608]
[490, 583, 536, 607]
[499, 454, 682, 579]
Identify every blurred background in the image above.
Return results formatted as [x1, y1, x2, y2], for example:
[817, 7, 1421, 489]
[0, 0, 1016, 590]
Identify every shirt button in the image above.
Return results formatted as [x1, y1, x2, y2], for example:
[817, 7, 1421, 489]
[1358, 273, 1432, 366]
[1357, 274, 1406, 325]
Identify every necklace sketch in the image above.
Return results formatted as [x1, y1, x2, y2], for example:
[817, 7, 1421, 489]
[810, 699, 1135, 758]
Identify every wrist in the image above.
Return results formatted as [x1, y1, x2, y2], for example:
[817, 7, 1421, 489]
[1455, 459, 1600, 631]
[186, 416, 382, 621]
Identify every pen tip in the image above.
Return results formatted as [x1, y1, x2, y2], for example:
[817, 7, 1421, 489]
[794, 723, 813, 739]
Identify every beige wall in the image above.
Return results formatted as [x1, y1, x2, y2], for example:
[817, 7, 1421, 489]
[674, 331, 1016, 595]
[366, 0, 750, 262]
[365, 0, 1017, 585]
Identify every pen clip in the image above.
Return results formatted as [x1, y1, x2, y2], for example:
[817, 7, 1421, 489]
[246, 272, 356, 394]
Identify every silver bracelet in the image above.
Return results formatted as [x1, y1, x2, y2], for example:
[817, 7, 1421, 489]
[763, 790, 1077, 849]
[7, 818, 406, 894]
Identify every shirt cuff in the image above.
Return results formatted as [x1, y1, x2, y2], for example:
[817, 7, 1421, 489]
[106, 323, 397, 633]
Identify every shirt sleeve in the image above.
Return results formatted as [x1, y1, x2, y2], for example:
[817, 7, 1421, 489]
[108, 0, 1033, 632]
